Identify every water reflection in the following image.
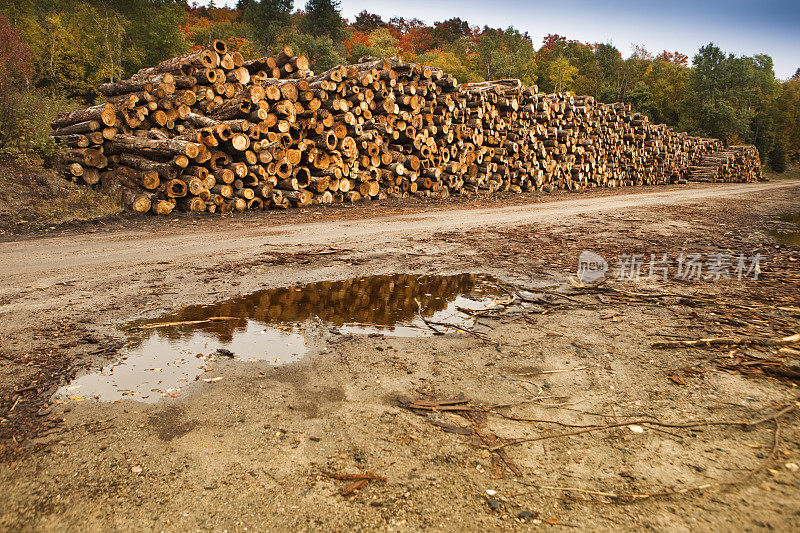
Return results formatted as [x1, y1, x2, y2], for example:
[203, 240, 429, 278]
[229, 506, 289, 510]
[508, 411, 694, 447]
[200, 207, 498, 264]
[767, 213, 800, 246]
[58, 273, 499, 403]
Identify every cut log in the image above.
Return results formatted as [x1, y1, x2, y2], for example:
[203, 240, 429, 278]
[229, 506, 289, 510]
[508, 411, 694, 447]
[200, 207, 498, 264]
[107, 135, 200, 159]
[52, 104, 116, 129]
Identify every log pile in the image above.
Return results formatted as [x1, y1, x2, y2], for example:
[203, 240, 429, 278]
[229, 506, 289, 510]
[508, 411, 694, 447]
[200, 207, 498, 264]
[687, 145, 762, 183]
[50, 41, 763, 215]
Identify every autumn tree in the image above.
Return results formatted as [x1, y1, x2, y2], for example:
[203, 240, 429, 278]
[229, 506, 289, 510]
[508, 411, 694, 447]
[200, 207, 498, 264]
[0, 14, 32, 149]
[647, 56, 691, 125]
[547, 57, 577, 92]
[395, 23, 433, 56]
[386, 16, 425, 35]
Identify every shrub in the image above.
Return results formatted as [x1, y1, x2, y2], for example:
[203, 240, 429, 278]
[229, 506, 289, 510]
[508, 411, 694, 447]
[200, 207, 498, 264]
[769, 142, 787, 173]
[0, 16, 76, 163]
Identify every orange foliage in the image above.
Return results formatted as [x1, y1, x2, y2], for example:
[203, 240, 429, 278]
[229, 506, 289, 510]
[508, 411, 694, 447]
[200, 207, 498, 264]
[343, 31, 370, 54]
[656, 50, 689, 67]
[397, 26, 432, 55]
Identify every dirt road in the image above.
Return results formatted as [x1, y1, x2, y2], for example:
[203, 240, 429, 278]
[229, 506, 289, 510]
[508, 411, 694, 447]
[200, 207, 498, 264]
[1, 181, 796, 285]
[1, 181, 800, 531]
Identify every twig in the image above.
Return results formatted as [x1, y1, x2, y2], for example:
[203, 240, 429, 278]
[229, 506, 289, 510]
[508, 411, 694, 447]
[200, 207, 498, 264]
[653, 333, 800, 349]
[403, 399, 472, 412]
[323, 471, 386, 497]
[341, 479, 368, 496]
[128, 316, 242, 330]
[9, 397, 21, 412]
[489, 410, 601, 428]
[527, 398, 587, 407]
[415, 297, 500, 345]
[324, 472, 386, 481]
[743, 403, 796, 427]
[488, 403, 796, 452]
[540, 367, 587, 374]
[414, 298, 444, 335]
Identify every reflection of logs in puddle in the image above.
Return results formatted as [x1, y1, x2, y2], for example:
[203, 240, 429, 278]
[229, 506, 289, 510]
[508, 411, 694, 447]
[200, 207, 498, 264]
[130, 273, 495, 343]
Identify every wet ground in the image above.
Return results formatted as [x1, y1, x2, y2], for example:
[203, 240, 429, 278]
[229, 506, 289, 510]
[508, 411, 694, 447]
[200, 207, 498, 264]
[58, 273, 501, 402]
[766, 213, 800, 246]
[1, 180, 800, 531]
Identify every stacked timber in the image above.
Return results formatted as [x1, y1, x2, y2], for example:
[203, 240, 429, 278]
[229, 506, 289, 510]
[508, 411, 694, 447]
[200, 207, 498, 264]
[50, 41, 764, 215]
[687, 145, 762, 183]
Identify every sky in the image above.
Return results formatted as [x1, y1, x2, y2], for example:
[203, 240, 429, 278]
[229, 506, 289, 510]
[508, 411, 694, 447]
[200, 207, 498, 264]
[207, 0, 800, 78]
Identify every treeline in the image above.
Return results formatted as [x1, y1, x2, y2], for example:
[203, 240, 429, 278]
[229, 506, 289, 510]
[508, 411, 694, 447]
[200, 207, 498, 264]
[0, 0, 797, 170]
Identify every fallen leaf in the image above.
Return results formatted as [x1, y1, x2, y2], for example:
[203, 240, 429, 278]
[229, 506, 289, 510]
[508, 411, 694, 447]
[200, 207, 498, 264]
[543, 518, 560, 525]
[202, 377, 223, 383]
[131, 466, 142, 473]
[667, 374, 686, 385]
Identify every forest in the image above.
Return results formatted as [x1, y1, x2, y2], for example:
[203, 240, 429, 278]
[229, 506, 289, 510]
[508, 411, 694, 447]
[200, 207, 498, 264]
[0, 0, 797, 171]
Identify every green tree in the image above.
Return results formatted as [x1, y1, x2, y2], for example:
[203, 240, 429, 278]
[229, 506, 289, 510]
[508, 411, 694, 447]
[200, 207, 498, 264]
[500, 27, 536, 85]
[562, 41, 601, 97]
[301, 0, 345, 41]
[346, 27, 399, 63]
[352, 10, 383, 32]
[594, 43, 624, 101]
[772, 78, 800, 164]
[429, 17, 471, 49]
[473, 27, 507, 81]
[546, 56, 577, 92]
[692, 42, 727, 106]
[415, 49, 477, 84]
[284, 31, 344, 71]
[110, 0, 188, 74]
[244, 0, 293, 52]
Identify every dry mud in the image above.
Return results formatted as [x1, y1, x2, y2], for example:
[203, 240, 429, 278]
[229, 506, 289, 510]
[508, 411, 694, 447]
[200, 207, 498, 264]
[1, 180, 800, 531]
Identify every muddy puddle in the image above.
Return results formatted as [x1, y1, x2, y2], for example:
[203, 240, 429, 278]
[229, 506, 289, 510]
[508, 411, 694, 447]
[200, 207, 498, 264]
[57, 273, 501, 403]
[767, 213, 800, 245]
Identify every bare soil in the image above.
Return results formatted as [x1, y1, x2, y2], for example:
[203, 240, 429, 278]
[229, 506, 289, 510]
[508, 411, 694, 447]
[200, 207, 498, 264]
[1, 180, 800, 531]
[0, 160, 121, 234]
